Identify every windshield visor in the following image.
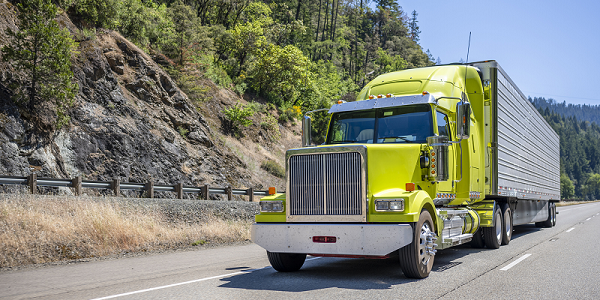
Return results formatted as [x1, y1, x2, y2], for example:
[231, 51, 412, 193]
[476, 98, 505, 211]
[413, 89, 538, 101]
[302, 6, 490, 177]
[326, 105, 433, 144]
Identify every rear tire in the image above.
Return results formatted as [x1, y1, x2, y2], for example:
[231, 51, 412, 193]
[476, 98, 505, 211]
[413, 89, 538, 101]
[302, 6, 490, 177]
[483, 207, 502, 249]
[541, 202, 553, 228]
[470, 229, 485, 248]
[399, 210, 436, 279]
[267, 251, 306, 272]
[501, 204, 512, 245]
[551, 202, 557, 227]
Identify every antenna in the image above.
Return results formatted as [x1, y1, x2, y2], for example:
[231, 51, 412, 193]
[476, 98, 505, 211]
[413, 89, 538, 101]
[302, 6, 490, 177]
[462, 32, 472, 104]
[465, 32, 471, 63]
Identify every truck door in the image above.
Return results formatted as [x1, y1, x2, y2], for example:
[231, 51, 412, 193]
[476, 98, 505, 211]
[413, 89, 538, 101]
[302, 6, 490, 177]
[436, 110, 455, 193]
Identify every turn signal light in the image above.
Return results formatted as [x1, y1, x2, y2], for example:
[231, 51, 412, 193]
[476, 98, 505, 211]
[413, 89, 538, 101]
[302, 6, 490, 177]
[406, 183, 415, 192]
[268, 187, 276, 195]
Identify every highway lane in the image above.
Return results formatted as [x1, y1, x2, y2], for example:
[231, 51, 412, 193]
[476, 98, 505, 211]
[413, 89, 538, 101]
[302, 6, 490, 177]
[2, 202, 600, 300]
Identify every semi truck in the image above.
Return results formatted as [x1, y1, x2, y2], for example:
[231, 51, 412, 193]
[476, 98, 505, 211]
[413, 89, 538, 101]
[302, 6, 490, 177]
[251, 60, 560, 278]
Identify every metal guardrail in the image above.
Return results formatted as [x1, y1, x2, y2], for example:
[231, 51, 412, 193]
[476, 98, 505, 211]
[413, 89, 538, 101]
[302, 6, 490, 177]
[0, 174, 273, 201]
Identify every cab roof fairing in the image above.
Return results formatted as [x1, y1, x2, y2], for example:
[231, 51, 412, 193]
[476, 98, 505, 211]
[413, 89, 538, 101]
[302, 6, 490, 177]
[328, 93, 438, 114]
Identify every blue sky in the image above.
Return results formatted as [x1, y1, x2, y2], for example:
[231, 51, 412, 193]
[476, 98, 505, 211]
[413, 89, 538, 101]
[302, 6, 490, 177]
[394, 1, 600, 105]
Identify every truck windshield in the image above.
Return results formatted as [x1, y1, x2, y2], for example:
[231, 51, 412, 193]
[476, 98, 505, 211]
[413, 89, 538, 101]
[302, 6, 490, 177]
[326, 105, 433, 144]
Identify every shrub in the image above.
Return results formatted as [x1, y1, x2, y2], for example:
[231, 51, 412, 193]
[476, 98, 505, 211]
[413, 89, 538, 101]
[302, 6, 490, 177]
[260, 113, 280, 142]
[177, 126, 188, 137]
[223, 103, 254, 137]
[261, 160, 285, 178]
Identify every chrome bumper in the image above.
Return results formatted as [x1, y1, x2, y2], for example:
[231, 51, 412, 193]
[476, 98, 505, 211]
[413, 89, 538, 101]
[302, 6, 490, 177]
[251, 223, 413, 256]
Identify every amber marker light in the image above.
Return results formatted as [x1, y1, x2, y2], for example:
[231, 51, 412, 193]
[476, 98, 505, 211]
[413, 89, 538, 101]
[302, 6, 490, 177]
[268, 187, 276, 195]
[406, 183, 415, 192]
[386, 93, 393, 98]
[377, 94, 383, 98]
[368, 95, 375, 99]
[422, 91, 429, 95]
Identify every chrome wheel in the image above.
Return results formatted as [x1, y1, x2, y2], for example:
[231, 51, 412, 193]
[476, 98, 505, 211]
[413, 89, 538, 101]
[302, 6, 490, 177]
[419, 222, 437, 266]
[495, 213, 502, 243]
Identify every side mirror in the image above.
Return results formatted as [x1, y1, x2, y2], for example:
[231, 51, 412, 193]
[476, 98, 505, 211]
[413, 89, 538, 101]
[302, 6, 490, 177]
[302, 115, 312, 147]
[456, 102, 471, 140]
[426, 136, 449, 182]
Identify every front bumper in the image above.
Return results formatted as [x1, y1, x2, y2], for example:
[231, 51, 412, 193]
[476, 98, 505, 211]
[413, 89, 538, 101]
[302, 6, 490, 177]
[251, 223, 413, 256]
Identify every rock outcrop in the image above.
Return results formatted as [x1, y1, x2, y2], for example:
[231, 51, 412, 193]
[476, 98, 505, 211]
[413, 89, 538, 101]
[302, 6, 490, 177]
[0, 2, 260, 197]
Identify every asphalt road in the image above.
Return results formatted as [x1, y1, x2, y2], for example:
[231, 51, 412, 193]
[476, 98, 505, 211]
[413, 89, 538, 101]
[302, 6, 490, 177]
[2, 202, 600, 300]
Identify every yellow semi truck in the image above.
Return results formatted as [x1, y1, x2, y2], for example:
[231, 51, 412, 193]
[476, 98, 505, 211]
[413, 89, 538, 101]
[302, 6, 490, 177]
[251, 60, 560, 278]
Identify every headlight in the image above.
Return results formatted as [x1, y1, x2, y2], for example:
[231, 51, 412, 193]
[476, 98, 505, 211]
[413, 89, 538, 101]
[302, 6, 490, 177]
[260, 200, 284, 212]
[375, 199, 404, 212]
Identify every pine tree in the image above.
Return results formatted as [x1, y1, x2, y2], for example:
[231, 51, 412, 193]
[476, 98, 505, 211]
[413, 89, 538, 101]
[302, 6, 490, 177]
[2, 0, 78, 129]
[409, 10, 420, 42]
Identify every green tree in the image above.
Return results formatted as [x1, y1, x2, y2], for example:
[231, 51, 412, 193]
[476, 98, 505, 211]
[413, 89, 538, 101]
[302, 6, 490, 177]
[2, 0, 79, 129]
[249, 44, 312, 106]
[168, 0, 199, 65]
[409, 10, 420, 42]
[560, 173, 575, 200]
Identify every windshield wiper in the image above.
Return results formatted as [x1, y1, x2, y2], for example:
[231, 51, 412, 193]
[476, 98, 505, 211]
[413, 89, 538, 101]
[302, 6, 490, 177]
[378, 136, 414, 143]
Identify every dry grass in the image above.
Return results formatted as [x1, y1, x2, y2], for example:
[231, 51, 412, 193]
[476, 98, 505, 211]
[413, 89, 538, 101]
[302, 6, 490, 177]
[0, 194, 251, 268]
[556, 200, 600, 207]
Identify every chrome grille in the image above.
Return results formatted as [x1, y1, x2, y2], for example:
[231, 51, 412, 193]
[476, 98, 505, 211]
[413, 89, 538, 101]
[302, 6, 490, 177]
[289, 152, 363, 216]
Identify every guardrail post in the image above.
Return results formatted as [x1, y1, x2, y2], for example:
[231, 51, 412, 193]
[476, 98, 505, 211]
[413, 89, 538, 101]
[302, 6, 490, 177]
[226, 186, 232, 201]
[28, 173, 37, 194]
[146, 181, 154, 198]
[247, 188, 254, 202]
[175, 183, 184, 199]
[112, 179, 120, 196]
[72, 176, 82, 196]
[201, 184, 209, 200]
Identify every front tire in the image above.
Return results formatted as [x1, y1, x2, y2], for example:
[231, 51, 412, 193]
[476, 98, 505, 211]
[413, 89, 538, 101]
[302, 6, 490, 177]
[399, 210, 437, 279]
[267, 252, 306, 272]
[483, 207, 502, 249]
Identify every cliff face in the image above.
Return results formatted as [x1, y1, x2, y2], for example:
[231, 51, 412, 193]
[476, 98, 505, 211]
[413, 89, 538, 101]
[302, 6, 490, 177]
[0, 2, 278, 196]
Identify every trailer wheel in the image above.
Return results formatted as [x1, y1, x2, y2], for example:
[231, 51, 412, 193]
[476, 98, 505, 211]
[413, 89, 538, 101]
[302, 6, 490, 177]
[399, 210, 436, 279]
[541, 202, 554, 228]
[483, 208, 502, 249]
[470, 229, 485, 248]
[501, 205, 512, 245]
[267, 251, 306, 272]
[551, 203, 557, 227]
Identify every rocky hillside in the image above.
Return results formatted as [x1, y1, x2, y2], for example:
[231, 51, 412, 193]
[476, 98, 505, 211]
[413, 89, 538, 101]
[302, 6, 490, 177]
[0, 1, 297, 197]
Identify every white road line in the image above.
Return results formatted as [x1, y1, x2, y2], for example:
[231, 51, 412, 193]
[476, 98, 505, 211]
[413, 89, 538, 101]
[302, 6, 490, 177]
[89, 270, 254, 300]
[566, 228, 575, 232]
[586, 218, 592, 221]
[500, 254, 532, 271]
[91, 257, 323, 299]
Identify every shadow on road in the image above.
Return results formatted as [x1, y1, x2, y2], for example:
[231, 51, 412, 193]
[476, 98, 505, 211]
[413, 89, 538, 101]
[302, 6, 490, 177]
[218, 224, 545, 292]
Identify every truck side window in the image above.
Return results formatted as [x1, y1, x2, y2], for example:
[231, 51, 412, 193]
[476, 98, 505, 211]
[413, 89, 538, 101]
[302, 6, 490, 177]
[436, 111, 450, 138]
